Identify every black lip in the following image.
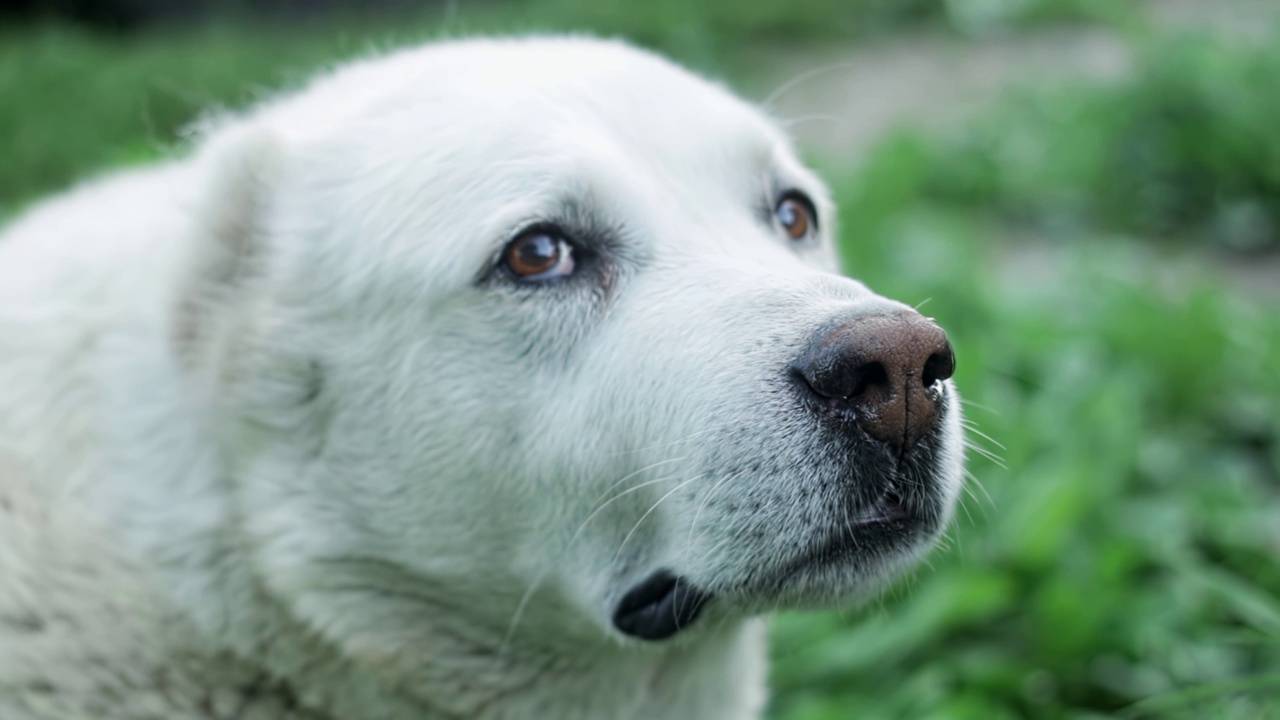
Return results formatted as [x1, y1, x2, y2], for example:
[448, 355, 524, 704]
[612, 570, 710, 641]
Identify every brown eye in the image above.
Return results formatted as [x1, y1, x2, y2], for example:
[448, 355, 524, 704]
[775, 194, 816, 240]
[502, 229, 576, 281]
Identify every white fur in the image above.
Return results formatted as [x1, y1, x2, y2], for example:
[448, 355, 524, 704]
[0, 37, 963, 719]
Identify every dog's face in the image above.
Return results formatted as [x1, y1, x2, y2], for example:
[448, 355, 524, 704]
[191, 38, 963, 654]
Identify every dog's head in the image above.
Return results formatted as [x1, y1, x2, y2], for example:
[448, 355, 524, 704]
[180, 37, 963, 654]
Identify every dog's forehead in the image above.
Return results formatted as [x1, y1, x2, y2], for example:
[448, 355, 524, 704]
[409, 37, 783, 148]
[261, 37, 831, 290]
[502, 43, 777, 154]
[270, 37, 792, 183]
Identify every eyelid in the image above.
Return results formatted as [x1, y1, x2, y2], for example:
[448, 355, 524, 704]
[777, 190, 819, 232]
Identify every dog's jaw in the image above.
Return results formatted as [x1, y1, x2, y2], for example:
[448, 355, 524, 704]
[164, 524, 770, 720]
[78, 382, 773, 720]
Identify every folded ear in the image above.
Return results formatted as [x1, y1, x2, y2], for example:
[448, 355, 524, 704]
[172, 125, 281, 376]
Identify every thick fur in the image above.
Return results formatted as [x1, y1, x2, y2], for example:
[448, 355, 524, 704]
[0, 37, 963, 719]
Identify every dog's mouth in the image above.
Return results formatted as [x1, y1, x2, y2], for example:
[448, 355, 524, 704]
[612, 489, 926, 641]
[612, 570, 711, 641]
[787, 489, 921, 569]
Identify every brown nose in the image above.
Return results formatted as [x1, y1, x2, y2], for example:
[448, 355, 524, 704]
[793, 312, 955, 452]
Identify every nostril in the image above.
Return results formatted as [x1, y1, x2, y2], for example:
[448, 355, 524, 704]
[848, 361, 888, 399]
[921, 343, 956, 388]
[793, 358, 891, 402]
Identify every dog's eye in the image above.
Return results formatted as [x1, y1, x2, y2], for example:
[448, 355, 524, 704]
[775, 193, 817, 241]
[502, 228, 576, 281]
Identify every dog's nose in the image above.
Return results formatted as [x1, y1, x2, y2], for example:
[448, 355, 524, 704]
[793, 312, 955, 452]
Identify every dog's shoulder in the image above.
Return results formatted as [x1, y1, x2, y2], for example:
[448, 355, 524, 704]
[0, 453, 322, 720]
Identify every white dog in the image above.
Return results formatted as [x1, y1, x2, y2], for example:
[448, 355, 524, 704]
[0, 36, 964, 719]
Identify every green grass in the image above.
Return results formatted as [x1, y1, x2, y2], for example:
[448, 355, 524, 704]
[3, 5, 1278, 718]
[908, 30, 1280, 252]
[0, 22, 385, 217]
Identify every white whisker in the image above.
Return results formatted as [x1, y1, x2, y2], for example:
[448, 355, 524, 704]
[571, 474, 684, 551]
[501, 461, 688, 650]
[778, 113, 845, 129]
[763, 62, 855, 107]
[591, 455, 690, 503]
[956, 492, 975, 525]
[963, 440, 1007, 469]
[960, 421, 1006, 450]
[963, 469, 994, 507]
[958, 398, 1002, 416]
[600, 429, 718, 458]
[614, 473, 707, 562]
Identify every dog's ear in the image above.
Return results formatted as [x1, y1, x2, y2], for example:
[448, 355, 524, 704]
[173, 125, 281, 377]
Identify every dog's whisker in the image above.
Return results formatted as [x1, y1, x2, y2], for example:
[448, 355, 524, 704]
[937, 528, 957, 553]
[963, 469, 995, 507]
[592, 456, 691, 502]
[960, 431, 1005, 459]
[762, 62, 855, 108]
[959, 421, 1007, 450]
[572, 474, 686, 550]
[601, 429, 719, 458]
[958, 482, 989, 520]
[963, 441, 1007, 469]
[958, 398, 1003, 417]
[777, 113, 846, 129]
[499, 573, 543, 659]
[956, 492, 976, 526]
[501, 468, 693, 647]
[613, 473, 707, 562]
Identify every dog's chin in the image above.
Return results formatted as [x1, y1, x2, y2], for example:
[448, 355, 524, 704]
[744, 521, 943, 613]
[611, 492, 949, 642]
[726, 504, 945, 613]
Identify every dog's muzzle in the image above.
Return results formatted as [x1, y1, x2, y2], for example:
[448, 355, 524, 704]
[613, 310, 957, 641]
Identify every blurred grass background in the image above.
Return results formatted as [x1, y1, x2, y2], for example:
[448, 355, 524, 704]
[2, 0, 1278, 717]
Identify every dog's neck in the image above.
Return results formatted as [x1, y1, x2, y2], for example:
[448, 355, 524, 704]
[79, 351, 768, 720]
[168, 519, 768, 719]
[146, 515, 768, 719]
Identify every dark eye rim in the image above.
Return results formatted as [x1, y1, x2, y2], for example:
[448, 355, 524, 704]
[775, 190, 819, 239]
[496, 223, 581, 285]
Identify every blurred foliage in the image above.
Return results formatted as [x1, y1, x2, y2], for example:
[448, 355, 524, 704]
[0, 23, 351, 217]
[911, 30, 1280, 252]
[0, 0, 1110, 218]
[486, 0, 1125, 52]
[2, 2, 1279, 718]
